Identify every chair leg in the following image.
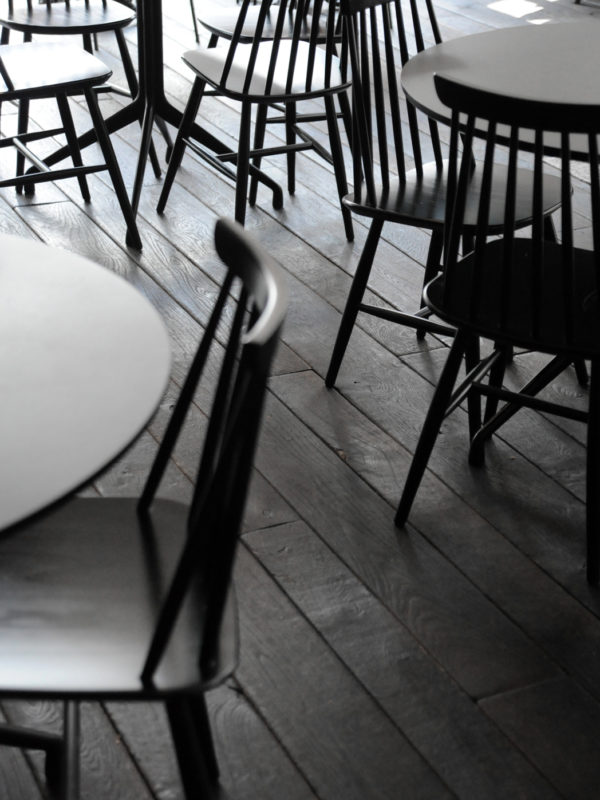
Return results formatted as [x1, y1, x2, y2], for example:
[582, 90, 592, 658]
[586, 359, 600, 584]
[395, 330, 469, 527]
[156, 78, 206, 214]
[574, 358, 589, 387]
[188, 695, 220, 782]
[416, 229, 444, 340]
[544, 212, 557, 242]
[542, 207, 589, 388]
[248, 103, 269, 207]
[56, 93, 91, 203]
[235, 102, 252, 226]
[166, 697, 218, 800]
[16, 97, 29, 195]
[466, 340, 510, 468]
[468, 353, 571, 467]
[324, 94, 353, 242]
[325, 217, 384, 388]
[285, 101, 297, 195]
[464, 334, 482, 440]
[337, 88, 353, 153]
[83, 88, 142, 250]
[480, 343, 509, 427]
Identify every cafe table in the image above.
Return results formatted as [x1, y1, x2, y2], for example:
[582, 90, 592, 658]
[401, 20, 600, 159]
[0, 234, 171, 532]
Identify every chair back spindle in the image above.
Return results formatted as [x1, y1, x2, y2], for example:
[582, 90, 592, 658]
[138, 218, 287, 686]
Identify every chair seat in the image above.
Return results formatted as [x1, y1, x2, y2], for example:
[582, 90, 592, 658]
[183, 39, 348, 101]
[426, 238, 600, 357]
[0, 497, 237, 698]
[0, 41, 111, 97]
[343, 160, 562, 230]
[197, 1, 330, 42]
[0, 0, 136, 35]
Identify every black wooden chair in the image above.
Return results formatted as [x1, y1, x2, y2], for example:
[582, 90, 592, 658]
[0, 41, 141, 247]
[0, 0, 167, 180]
[0, 217, 287, 799]
[157, 0, 353, 240]
[194, 0, 353, 234]
[324, 0, 563, 388]
[396, 73, 600, 583]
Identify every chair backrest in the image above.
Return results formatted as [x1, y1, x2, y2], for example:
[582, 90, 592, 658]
[137, 217, 288, 685]
[339, 0, 444, 206]
[7, 0, 109, 11]
[203, 0, 344, 99]
[434, 73, 600, 352]
[199, 0, 340, 45]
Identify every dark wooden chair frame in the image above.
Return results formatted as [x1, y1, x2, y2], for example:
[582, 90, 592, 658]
[157, 0, 354, 240]
[324, 0, 562, 389]
[0, 217, 287, 799]
[396, 73, 600, 583]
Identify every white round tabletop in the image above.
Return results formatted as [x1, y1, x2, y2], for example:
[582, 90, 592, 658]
[401, 20, 600, 157]
[0, 235, 171, 530]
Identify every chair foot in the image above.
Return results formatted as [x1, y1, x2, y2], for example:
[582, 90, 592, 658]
[468, 438, 486, 467]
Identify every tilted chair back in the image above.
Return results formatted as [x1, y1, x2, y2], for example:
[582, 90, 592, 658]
[396, 72, 600, 583]
[435, 74, 600, 353]
[157, 0, 353, 239]
[0, 218, 287, 798]
[324, 0, 562, 388]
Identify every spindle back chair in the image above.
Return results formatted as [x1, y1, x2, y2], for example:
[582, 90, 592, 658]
[396, 72, 600, 583]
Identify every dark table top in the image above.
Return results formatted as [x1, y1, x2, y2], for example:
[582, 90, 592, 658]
[0, 235, 170, 531]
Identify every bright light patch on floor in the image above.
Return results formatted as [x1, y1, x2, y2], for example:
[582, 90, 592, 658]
[488, 0, 543, 17]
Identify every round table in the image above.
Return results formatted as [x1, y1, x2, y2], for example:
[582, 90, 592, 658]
[0, 235, 171, 530]
[401, 20, 600, 158]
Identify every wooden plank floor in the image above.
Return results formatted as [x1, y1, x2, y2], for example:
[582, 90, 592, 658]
[3, 0, 600, 796]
